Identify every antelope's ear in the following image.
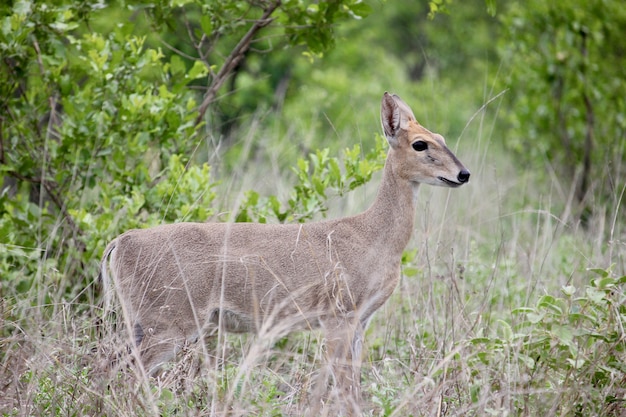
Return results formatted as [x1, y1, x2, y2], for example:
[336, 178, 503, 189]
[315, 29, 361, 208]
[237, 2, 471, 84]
[381, 92, 416, 148]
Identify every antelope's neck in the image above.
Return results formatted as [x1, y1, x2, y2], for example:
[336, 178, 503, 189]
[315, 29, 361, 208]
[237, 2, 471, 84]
[362, 159, 418, 257]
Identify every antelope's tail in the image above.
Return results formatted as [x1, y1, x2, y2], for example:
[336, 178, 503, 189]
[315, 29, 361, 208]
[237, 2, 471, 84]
[99, 239, 118, 317]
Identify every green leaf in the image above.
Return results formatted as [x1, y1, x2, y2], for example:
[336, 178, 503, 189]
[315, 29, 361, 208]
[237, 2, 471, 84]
[538, 295, 563, 315]
[593, 276, 617, 290]
[485, 0, 497, 17]
[49, 21, 79, 32]
[158, 387, 174, 402]
[200, 15, 213, 36]
[566, 358, 585, 369]
[296, 158, 308, 174]
[587, 267, 609, 278]
[14, 0, 32, 16]
[171, 0, 194, 7]
[402, 266, 418, 277]
[552, 325, 574, 347]
[187, 60, 208, 80]
[348, 1, 372, 18]
[518, 353, 535, 370]
[169, 55, 186, 76]
[561, 285, 576, 296]
[526, 311, 545, 324]
[585, 287, 606, 305]
[313, 177, 326, 196]
[328, 158, 341, 183]
[469, 337, 491, 345]
[470, 383, 480, 403]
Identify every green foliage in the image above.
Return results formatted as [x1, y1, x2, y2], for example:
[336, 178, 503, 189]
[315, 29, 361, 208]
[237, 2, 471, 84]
[0, 0, 373, 309]
[470, 267, 626, 414]
[280, 0, 371, 54]
[236, 135, 386, 223]
[429, 0, 497, 18]
[0, 1, 208, 308]
[16, 367, 95, 417]
[498, 0, 626, 205]
[270, 0, 498, 154]
[97, 0, 373, 130]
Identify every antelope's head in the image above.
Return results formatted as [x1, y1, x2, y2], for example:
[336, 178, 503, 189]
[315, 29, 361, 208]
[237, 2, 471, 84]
[381, 92, 470, 187]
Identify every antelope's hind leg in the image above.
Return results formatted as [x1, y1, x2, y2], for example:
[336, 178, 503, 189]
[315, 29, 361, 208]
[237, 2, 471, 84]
[132, 320, 188, 375]
[328, 322, 364, 415]
[307, 318, 364, 416]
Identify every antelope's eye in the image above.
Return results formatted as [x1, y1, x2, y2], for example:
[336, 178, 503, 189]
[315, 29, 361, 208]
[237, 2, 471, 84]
[412, 140, 428, 151]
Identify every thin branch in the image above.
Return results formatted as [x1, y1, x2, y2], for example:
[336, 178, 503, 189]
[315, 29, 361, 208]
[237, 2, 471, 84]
[3, 168, 86, 252]
[4, 170, 43, 184]
[42, 180, 87, 253]
[32, 37, 46, 76]
[161, 39, 198, 62]
[0, 117, 4, 164]
[578, 29, 594, 204]
[179, 13, 217, 80]
[194, 0, 281, 127]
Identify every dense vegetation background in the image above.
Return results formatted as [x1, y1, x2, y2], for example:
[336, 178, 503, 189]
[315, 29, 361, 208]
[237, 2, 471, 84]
[1, 0, 625, 415]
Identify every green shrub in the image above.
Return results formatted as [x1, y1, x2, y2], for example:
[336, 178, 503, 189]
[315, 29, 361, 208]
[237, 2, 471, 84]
[471, 267, 626, 415]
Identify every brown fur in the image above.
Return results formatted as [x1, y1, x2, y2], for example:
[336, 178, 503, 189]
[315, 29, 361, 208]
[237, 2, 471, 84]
[100, 92, 470, 414]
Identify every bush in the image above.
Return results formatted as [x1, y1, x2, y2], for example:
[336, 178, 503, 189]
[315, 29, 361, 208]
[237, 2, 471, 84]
[470, 267, 626, 415]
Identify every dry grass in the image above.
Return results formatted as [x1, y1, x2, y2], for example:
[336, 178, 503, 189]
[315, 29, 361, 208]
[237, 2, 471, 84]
[1, 119, 625, 416]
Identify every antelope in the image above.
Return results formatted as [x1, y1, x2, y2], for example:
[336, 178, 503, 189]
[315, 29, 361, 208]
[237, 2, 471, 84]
[100, 92, 470, 414]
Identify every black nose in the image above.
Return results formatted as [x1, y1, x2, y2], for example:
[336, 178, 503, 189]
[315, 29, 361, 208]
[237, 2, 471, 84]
[457, 169, 470, 183]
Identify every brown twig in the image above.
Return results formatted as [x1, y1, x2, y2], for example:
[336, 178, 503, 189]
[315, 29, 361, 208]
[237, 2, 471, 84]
[194, 0, 281, 127]
[578, 29, 594, 205]
[4, 169, 86, 253]
[0, 116, 5, 164]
